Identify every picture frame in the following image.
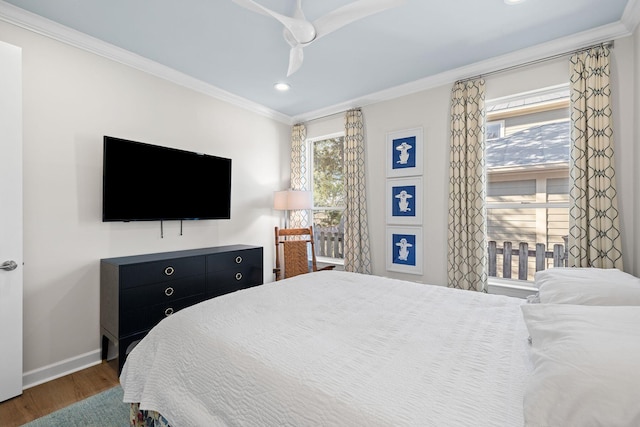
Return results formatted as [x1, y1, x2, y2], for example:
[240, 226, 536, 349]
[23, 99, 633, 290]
[386, 127, 423, 177]
[386, 226, 423, 275]
[386, 177, 423, 225]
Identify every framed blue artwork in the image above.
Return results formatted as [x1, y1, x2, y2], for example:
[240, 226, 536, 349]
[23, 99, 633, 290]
[386, 177, 422, 225]
[386, 127, 423, 177]
[386, 226, 423, 275]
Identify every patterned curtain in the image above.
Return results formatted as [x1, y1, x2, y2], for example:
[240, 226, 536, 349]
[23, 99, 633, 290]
[289, 123, 309, 227]
[447, 79, 487, 292]
[343, 109, 372, 274]
[568, 46, 623, 268]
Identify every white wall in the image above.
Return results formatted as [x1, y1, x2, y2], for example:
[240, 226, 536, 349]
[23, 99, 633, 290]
[609, 35, 637, 275]
[0, 21, 290, 380]
[364, 88, 451, 285]
[308, 35, 638, 285]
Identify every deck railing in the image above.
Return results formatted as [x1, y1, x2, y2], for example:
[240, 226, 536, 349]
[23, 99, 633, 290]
[314, 227, 344, 259]
[488, 236, 568, 281]
[314, 229, 568, 276]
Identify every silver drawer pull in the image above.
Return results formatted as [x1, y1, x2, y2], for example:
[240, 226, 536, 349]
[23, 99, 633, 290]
[235, 272, 242, 281]
[165, 287, 174, 297]
[235, 256, 242, 264]
[164, 307, 174, 317]
[164, 266, 175, 276]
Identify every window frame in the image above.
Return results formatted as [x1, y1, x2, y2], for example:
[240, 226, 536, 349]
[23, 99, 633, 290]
[307, 132, 346, 265]
[484, 84, 571, 293]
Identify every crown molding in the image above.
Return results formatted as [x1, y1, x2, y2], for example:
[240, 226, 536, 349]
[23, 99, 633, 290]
[0, 1, 294, 125]
[622, 0, 640, 32]
[294, 20, 633, 123]
[1, 1, 636, 126]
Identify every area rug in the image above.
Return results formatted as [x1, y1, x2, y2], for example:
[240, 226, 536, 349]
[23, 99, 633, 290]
[21, 385, 129, 427]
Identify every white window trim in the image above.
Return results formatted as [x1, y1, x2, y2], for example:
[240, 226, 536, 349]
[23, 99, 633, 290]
[486, 84, 571, 289]
[308, 132, 346, 265]
[317, 256, 344, 266]
[485, 83, 570, 110]
[308, 131, 345, 211]
[307, 132, 345, 206]
[487, 277, 538, 299]
[487, 202, 569, 209]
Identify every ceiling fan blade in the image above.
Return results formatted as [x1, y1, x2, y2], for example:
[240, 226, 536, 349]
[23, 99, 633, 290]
[313, 0, 405, 40]
[292, 0, 305, 20]
[232, 0, 274, 18]
[233, 0, 316, 43]
[287, 46, 304, 76]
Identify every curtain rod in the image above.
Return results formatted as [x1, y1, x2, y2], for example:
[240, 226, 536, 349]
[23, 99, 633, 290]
[297, 107, 360, 125]
[458, 40, 614, 84]
[304, 41, 614, 123]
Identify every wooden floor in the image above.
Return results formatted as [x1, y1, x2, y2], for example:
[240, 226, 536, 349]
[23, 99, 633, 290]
[0, 359, 119, 427]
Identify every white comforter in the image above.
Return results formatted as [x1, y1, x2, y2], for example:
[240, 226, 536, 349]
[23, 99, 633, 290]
[121, 271, 532, 426]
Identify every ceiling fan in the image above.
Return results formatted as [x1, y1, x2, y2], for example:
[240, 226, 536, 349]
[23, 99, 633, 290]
[232, 0, 405, 76]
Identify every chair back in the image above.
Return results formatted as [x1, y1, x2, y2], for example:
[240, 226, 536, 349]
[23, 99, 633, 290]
[274, 226, 319, 280]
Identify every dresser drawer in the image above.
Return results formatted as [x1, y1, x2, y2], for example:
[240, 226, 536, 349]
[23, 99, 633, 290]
[120, 256, 205, 289]
[206, 248, 262, 273]
[207, 266, 260, 298]
[120, 274, 206, 312]
[120, 295, 203, 336]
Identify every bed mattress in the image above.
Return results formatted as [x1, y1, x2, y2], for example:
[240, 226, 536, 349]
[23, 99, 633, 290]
[121, 271, 532, 426]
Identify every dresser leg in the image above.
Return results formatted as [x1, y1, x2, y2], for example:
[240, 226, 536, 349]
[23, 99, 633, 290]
[118, 347, 126, 374]
[101, 335, 109, 361]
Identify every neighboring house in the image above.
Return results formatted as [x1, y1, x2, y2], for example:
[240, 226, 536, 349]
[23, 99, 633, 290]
[487, 102, 570, 279]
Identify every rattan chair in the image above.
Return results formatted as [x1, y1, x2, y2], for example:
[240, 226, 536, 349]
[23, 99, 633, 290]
[274, 226, 335, 281]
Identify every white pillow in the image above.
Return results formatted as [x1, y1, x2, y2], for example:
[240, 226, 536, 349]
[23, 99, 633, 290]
[521, 304, 640, 427]
[535, 267, 640, 305]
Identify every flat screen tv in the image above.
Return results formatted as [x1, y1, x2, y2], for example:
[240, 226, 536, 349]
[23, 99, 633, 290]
[102, 136, 231, 222]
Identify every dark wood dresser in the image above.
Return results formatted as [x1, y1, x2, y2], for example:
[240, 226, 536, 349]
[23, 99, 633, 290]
[100, 245, 263, 372]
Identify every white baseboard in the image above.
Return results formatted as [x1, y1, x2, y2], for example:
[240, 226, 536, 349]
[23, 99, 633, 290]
[22, 349, 104, 390]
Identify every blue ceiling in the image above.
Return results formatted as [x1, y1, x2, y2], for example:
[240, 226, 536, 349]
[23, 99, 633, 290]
[1, 0, 635, 120]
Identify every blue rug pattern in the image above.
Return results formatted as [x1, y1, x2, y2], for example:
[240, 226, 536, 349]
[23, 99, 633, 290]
[21, 385, 129, 427]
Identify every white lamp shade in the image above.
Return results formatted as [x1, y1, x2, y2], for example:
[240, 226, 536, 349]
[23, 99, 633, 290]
[273, 190, 312, 210]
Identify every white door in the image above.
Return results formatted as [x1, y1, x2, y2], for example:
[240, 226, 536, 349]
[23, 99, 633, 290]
[0, 41, 23, 402]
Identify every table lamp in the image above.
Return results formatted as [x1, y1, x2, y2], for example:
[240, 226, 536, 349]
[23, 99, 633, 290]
[273, 189, 312, 227]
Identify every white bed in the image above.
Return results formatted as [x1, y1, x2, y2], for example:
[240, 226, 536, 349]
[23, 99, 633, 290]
[121, 271, 532, 426]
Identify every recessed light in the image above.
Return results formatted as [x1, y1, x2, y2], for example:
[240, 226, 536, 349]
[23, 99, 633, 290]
[274, 82, 291, 91]
[504, 0, 525, 4]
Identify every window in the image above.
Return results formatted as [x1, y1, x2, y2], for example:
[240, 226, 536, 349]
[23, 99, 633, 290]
[486, 85, 570, 281]
[486, 120, 504, 140]
[309, 133, 345, 262]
